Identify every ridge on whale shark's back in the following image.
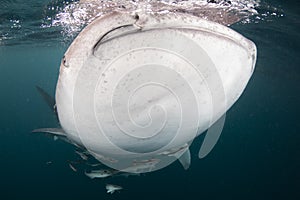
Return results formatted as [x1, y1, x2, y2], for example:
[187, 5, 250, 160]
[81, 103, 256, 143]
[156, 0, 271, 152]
[52, 11, 256, 173]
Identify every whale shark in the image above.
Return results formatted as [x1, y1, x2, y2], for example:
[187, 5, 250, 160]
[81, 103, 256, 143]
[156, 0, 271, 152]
[34, 11, 256, 173]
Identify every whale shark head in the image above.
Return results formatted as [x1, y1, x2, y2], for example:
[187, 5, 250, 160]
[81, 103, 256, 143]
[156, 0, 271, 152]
[55, 11, 256, 173]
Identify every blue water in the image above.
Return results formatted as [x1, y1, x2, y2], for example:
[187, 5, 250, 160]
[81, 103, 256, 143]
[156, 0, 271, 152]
[0, 0, 299, 199]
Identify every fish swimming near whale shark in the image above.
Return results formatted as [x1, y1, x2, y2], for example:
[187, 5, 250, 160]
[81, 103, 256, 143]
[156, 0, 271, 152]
[106, 184, 123, 194]
[85, 169, 117, 179]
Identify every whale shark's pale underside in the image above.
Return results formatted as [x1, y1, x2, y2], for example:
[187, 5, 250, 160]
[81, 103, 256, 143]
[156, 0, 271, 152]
[34, 11, 256, 173]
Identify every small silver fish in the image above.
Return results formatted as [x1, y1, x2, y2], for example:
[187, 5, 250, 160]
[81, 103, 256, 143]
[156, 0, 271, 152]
[106, 184, 123, 194]
[46, 161, 52, 165]
[75, 151, 88, 160]
[86, 162, 102, 167]
[85, 169, 116, 179]
[69, 163, 77, 172]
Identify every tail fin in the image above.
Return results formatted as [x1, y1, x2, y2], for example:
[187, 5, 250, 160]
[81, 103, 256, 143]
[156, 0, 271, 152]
[84, 171, 95, 179]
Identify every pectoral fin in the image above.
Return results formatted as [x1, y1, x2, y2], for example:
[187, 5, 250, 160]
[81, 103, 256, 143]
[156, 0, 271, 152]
[32, 128, 66, 137]
[198, 114, 225, 158]
[35, 86, 56, 112]
[35, 86, 58, 121]
[107, 189, 114, 194]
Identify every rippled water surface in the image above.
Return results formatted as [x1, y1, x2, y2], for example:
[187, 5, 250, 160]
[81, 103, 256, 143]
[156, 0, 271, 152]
[0, 0, 299, 199]
[0, 0, 284, 45]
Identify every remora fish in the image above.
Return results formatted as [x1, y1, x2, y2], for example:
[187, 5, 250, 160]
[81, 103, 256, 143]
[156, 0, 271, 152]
[85, 169, 117, 179]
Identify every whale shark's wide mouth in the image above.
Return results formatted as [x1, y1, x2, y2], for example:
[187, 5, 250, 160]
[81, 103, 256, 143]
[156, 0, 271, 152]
[0, 0, 284, 46]
[51, 0, 261, 38]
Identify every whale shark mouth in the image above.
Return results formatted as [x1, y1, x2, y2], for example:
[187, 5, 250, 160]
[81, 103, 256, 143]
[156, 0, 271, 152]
[1, 0, 284, 46]
[50, 0, 261, 40]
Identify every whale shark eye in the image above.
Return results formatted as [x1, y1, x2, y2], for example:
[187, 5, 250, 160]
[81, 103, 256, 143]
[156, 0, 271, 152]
[134, 14, 139, 20]
[62, 56, 68, 68]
